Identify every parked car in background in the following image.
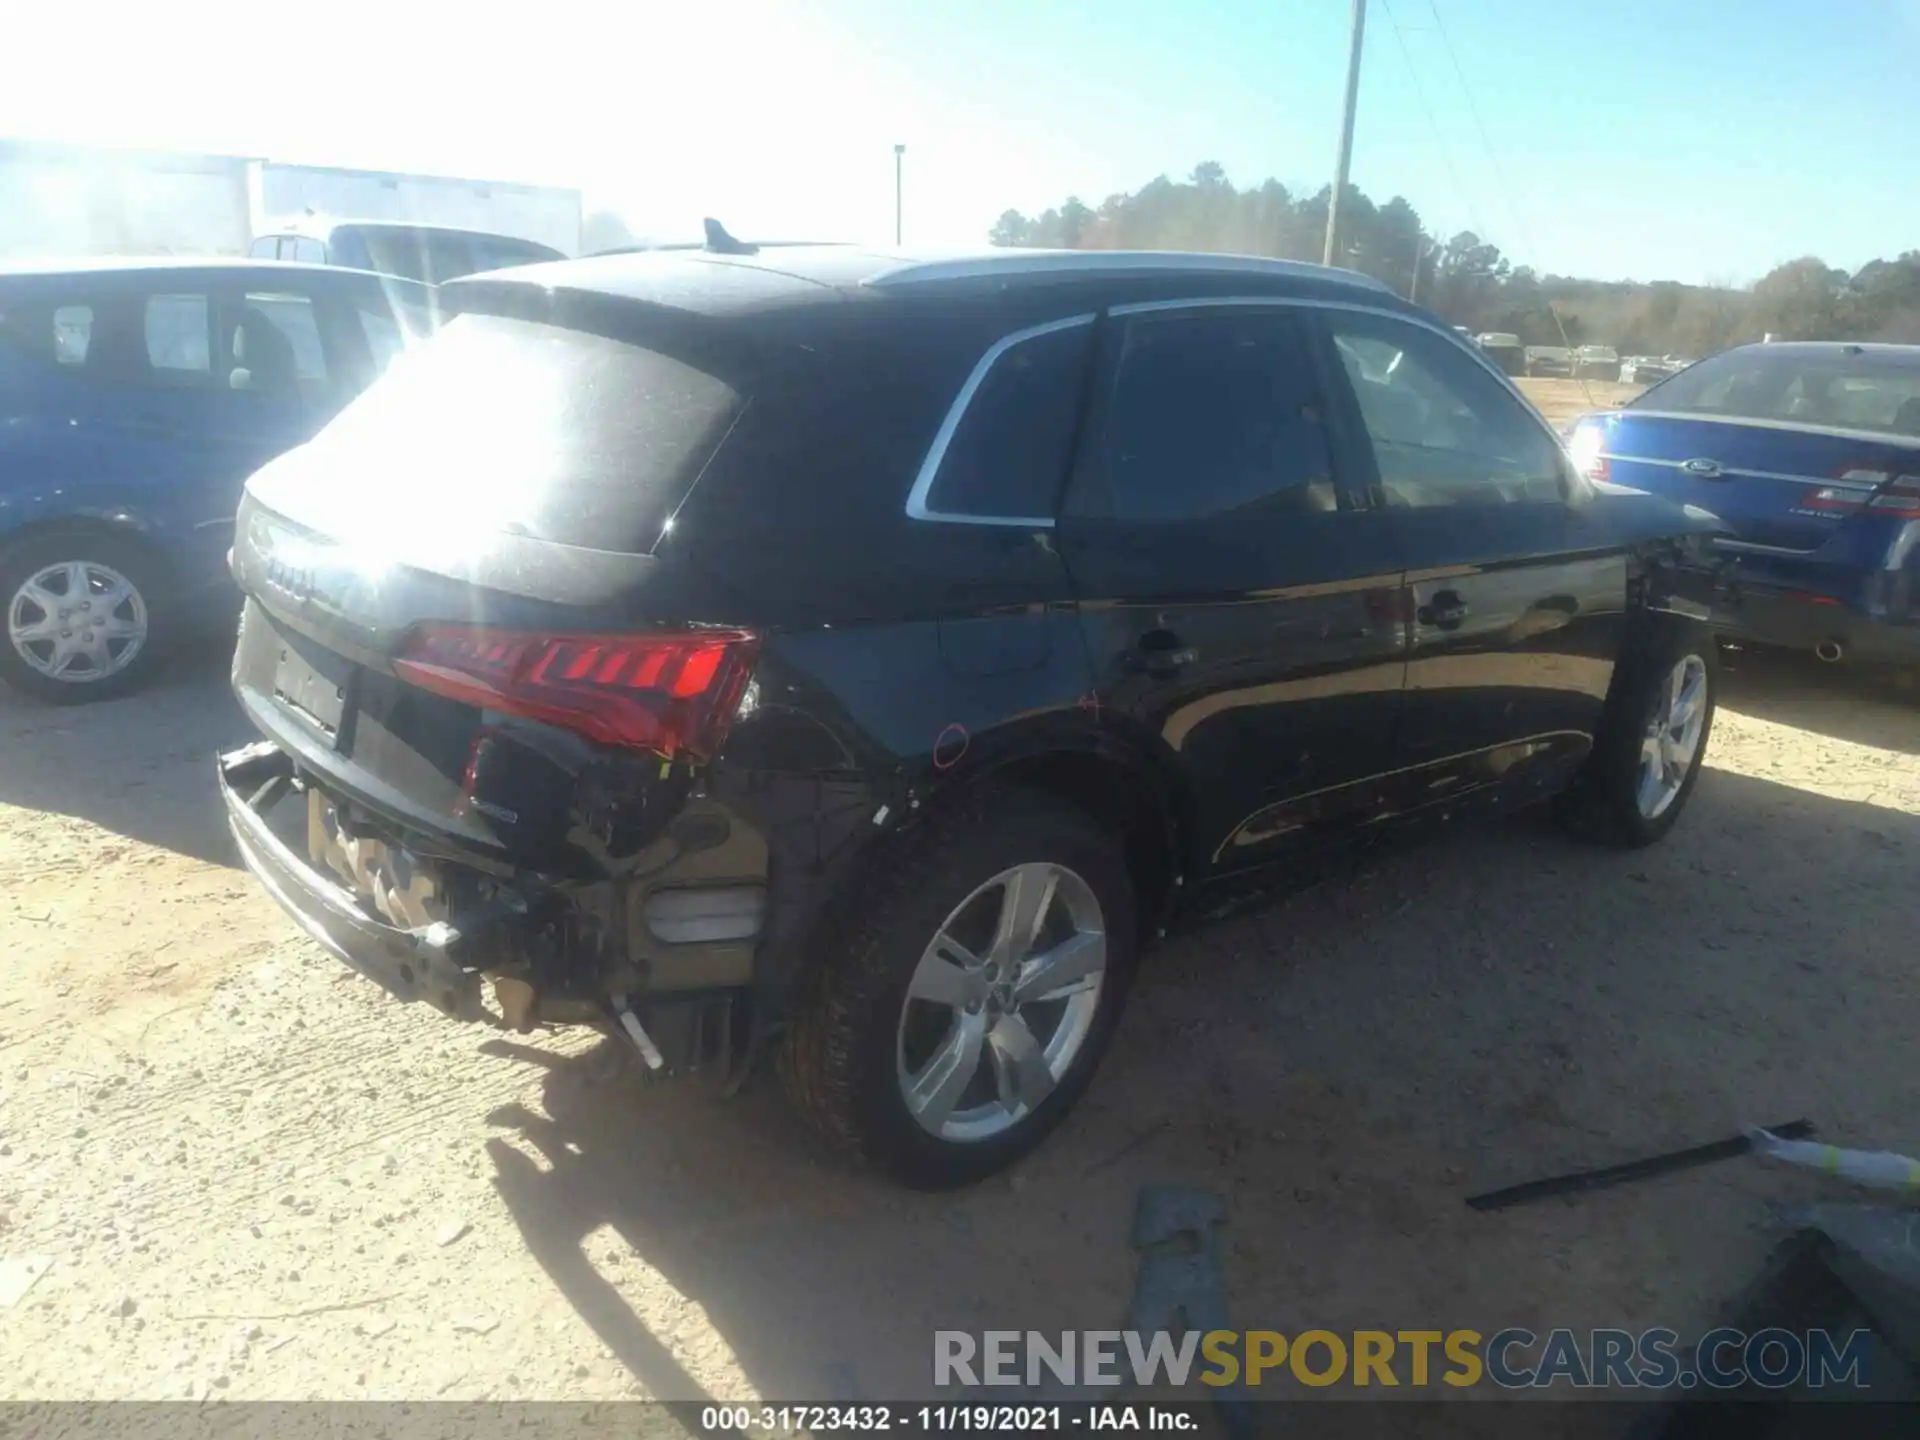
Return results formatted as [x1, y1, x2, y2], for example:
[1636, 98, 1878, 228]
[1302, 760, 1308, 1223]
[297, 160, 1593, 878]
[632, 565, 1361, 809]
[1525, 345, 1573, 377]
[1475, 332, 1525, 375]
[250, 220, 564, 285]
[1567, 341, 1920, 668]
[1573, 345, 1622, 381]
[1620, 355, 1693, 385]
[0, 258, 436, 701]
[218, 245, 1723, 1187]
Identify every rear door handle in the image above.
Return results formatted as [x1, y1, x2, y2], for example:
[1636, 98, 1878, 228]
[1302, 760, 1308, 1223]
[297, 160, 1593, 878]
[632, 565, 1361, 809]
[131, 412, 181, 439]
[1131, 631, 1198, 677]
[1418, 591, 1469, 630]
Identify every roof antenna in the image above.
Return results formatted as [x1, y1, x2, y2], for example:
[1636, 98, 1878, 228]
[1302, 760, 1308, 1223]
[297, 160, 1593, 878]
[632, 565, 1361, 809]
[703, 218, 758, 256]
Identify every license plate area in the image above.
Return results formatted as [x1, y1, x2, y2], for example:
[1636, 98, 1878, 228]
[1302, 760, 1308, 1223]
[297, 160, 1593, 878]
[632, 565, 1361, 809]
[272, 631, 353, 743]
[306, 790, 449, 931]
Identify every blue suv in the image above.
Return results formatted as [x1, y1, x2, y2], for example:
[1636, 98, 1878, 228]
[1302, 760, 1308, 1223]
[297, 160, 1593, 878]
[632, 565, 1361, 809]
[0, 258, 435, 702]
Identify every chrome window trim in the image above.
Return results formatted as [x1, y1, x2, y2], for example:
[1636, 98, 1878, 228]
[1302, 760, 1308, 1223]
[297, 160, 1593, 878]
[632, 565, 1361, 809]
[903, 313, 1095, 528]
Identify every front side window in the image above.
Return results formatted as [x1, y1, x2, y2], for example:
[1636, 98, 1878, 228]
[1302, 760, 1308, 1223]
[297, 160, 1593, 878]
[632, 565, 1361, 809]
[1328, 313, 1564, 508]
[1100, 308, 1336, 521]
[230, 292, 328, 395]
[921, 320, 1093, 521]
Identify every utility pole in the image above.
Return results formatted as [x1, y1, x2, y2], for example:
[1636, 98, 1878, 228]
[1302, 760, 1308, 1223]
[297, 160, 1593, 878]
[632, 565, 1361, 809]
[1322, 0, 1368, 268]
[894, 144, 906, 246]
[1409, 235, 1428, 304]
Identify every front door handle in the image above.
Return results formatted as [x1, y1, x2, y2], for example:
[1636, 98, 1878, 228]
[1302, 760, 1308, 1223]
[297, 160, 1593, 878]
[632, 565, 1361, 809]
[1418, 591, 1469, 630]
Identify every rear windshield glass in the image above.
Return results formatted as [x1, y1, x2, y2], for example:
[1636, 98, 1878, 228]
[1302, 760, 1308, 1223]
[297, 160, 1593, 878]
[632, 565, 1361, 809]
[300, 311, 740, 552]
[1644, 349, 1920, 437]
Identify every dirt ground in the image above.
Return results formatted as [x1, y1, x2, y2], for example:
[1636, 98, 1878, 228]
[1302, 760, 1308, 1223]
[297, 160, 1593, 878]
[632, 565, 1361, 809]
[1517, 377, 1645, 428]
[0, 640, 1916, 1406]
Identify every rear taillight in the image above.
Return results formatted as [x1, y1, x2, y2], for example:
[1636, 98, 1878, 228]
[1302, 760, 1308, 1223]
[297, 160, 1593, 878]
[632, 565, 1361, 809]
[393, 625, 760, 762]
[1799, 486, 1866, 513]
[1566, 422, 1608, 481]
[1869, 478, 1920, 520]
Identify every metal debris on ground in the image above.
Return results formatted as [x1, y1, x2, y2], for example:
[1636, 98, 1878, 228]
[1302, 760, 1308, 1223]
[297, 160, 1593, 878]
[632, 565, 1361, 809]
[1464, 1119, 1817, 1212]
[0, 1255, 52, 1309]
[1128, 1187, 1252, 1440]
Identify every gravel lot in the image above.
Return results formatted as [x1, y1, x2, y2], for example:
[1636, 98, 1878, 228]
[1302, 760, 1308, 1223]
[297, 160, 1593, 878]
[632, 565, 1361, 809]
[0, 641, 1915, 1405]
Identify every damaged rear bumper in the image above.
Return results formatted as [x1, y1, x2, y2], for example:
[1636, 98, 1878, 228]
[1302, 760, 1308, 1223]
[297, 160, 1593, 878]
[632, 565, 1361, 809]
[218, 741, 503, 1022]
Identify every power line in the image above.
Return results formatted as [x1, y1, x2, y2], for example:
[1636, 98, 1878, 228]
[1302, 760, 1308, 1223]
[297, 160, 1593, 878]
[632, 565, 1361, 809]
[1377, 0, 1487, 247]
[1424, 0, 1592, 403]
[1423, 0, 1528, 257]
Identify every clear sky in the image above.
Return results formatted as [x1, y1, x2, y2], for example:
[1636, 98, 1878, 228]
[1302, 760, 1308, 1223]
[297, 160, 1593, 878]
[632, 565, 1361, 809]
[6, 0, 1919, 285]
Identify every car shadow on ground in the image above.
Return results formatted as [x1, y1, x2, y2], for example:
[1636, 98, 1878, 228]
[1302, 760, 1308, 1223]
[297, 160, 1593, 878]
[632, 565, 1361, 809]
[0, 637, 249, 867]
[479, 766, 1920, 1405]
[1717, 644, 1919, 756]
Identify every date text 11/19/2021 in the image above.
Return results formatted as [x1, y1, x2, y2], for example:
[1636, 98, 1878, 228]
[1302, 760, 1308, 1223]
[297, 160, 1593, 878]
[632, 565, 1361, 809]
[698, 1404, 1196, 1433]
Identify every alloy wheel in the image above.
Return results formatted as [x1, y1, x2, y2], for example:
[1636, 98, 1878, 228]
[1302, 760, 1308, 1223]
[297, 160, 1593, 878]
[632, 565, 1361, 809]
[1635, 653, 1708, 819]
[895, 861, 1108, 1143]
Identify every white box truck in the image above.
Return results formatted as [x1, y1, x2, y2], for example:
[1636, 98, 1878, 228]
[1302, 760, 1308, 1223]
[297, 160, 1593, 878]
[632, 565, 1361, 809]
[253, 162, 581, 257]
[0, 140, 253, 258]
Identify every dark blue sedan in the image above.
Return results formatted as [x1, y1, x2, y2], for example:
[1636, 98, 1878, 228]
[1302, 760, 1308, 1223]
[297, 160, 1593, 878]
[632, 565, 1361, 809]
[1568, 342, 1920, 668]
[0, 258, 435, 702]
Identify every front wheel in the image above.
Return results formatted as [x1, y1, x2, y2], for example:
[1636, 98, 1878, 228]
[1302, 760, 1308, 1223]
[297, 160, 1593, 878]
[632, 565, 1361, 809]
[782, 789, 1137, 1188]
[1558, 619, 1717, 847]
[0, 533, 167, 704]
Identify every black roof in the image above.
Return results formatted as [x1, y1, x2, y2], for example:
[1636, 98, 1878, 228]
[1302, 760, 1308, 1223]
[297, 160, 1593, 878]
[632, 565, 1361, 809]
[445, 246, 1404, 323]
[1720, 341, 1920, 365]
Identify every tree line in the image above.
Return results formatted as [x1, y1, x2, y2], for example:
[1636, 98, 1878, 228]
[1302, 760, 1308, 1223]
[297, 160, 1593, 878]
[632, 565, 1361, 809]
[990, 164, 1920, 356]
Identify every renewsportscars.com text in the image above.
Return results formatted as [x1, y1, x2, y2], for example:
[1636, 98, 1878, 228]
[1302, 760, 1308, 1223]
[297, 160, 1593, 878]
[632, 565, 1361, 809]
[934, 1327, 1872, 1390]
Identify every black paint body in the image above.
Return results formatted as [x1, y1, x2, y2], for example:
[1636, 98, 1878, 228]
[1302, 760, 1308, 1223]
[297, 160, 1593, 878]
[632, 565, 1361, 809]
[217, 248, 1722, 1046]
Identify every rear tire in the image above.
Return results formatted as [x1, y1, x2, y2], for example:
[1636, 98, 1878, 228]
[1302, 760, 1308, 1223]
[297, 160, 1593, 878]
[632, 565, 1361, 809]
[781, 787, 1138, 1189]
[0, 530, 169, 704]
[1557, 617, 1717, 848]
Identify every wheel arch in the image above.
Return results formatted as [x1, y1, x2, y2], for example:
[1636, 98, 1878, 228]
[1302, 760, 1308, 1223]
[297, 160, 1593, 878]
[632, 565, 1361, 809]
[0, 513, 181, 583]
[934, 734, 1191, 943]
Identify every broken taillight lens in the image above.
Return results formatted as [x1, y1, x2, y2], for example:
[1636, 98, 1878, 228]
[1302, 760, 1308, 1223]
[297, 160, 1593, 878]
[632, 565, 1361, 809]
[393, 625, 760, 762]
[1868, 479, 1920, 521]
[1566, 421, 1609, 481]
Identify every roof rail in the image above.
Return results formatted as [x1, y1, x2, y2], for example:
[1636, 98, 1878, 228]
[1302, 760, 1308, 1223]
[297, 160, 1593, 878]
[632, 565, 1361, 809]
[863, 249, 1396, 294]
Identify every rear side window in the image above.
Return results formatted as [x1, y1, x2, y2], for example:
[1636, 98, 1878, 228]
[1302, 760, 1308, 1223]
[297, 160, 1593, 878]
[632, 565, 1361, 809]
[468, 238, 557, 272]
[0, 299, 93, 366]
[919, 320, 1092, 521]
[53, 305, 92, 364]
[1646, 349, 1920, 437]
[1100, 308, 1336, 521]
[300, 312, 741, 552]
[144, 293, 213, 380]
